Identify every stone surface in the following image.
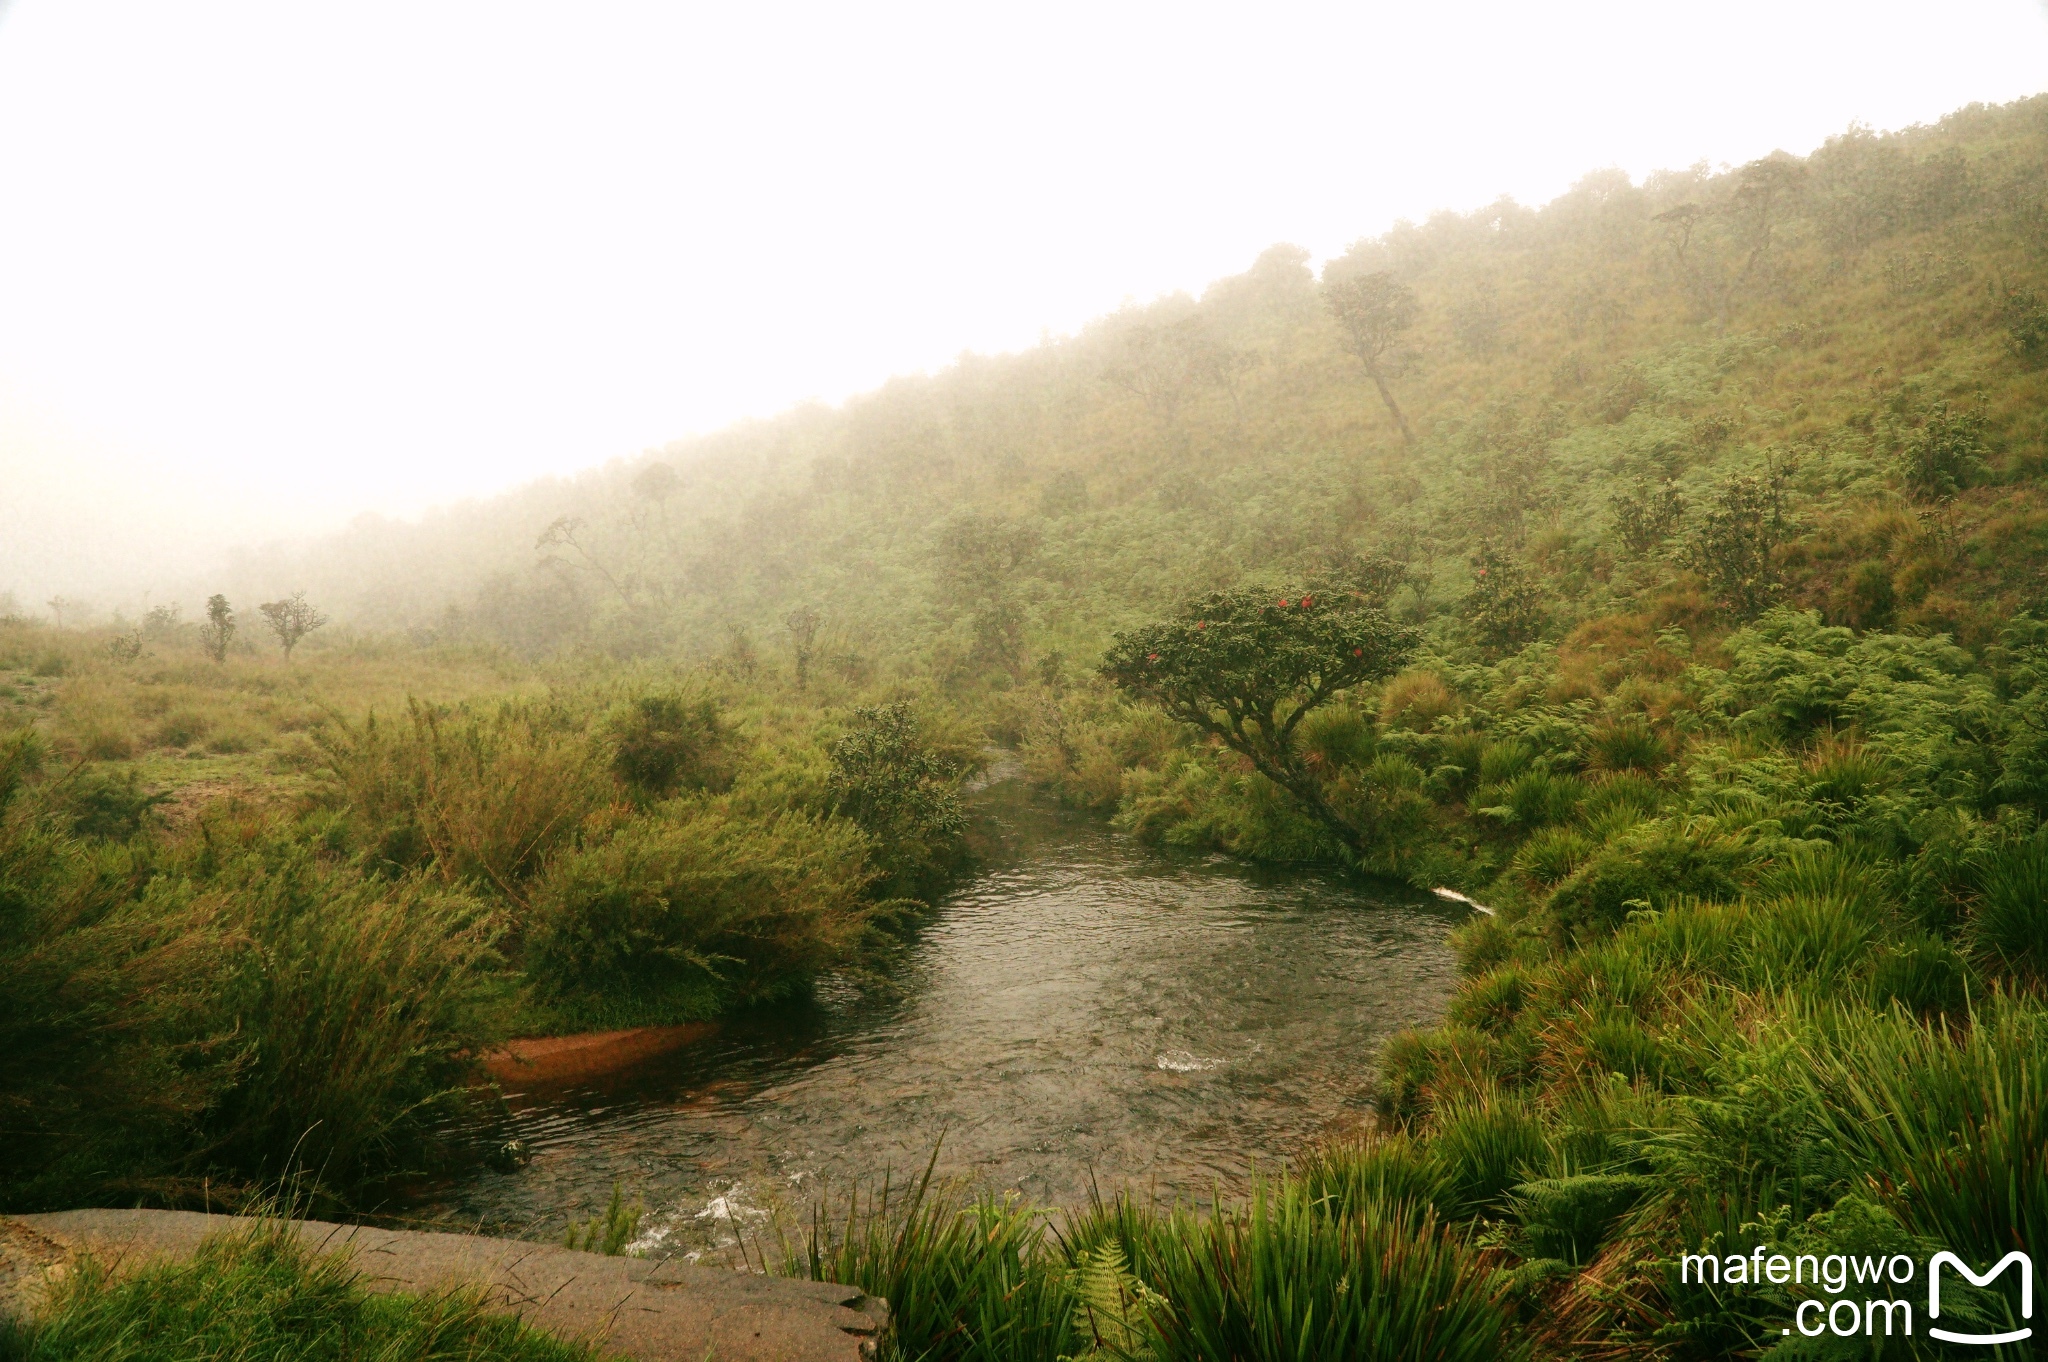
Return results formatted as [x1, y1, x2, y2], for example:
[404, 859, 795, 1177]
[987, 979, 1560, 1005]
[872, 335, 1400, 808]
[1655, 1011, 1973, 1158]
[3, 1209, 887, 1362]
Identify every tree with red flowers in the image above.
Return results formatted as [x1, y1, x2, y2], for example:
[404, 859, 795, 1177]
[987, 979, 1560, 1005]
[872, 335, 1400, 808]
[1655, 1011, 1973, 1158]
[1100, 586, 1417, 851]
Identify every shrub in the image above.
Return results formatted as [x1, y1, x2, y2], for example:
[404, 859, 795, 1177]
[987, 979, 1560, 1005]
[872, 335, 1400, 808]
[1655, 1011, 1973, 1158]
[524, 805, 874, 1021]
[1584, 719, 1669, 774]
[1577, 773, 1663, 830]
[606, 691, 735, 800]
[1295, 1133, 1446, 1219]
[1547, 824, 1747, 940]
[1802, 1000, 2048, 1310]
[1512, 826, 1594, 888]
[1737, 894, 1883, 990]
[1298, 705, 1376, 771]
[1447, 911, 1518, 974]
[1446, 966, 1531, 1035]
[828, 703, 967, 898]
[54, 766, 168, 841]
[1480, 770, 1586, 829]
[1477, 739, 1536, 785]
[319, 699, 609, 890]
[1377, 1026, 1502, 1124]
[181, 845, 504, 1203]
[1512, 1173, 1657, 1265]
[2003, 286, 2048, 367]
[794, 1165, 1077, 1362]
[150, 706, 212, 748]
[1378, 671, 1458, 731]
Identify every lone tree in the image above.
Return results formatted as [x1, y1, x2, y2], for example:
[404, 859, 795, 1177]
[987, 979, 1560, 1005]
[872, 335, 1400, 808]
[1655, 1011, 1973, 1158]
[1322, 270, 1421, 447]
[784, 606, 822, 688]
[258, 592, 328, 662]
[198, 594, 236, 664]
[1680, 462, 1795, 618]
[1100, 586, 1417, 851]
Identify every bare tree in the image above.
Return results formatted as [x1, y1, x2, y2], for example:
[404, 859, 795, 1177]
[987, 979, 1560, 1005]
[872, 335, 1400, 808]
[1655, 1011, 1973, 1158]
[45, 596, 83, 630]
[1322, 271, 1421, 447]
[259, 592, 328, 662]
[199, 594, 236, 664]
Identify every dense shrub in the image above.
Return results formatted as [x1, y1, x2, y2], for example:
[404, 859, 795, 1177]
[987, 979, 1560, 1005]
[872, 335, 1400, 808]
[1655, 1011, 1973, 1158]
[1546, 824, 1747, 940]
[605, 691, 736, 800]
[524, 805, 874, 1022]
[319, 699, 609, 889]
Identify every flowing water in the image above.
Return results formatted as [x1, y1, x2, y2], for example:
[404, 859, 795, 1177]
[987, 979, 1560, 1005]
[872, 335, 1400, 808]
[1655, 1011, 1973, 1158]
[421, 767, 1468, 1257]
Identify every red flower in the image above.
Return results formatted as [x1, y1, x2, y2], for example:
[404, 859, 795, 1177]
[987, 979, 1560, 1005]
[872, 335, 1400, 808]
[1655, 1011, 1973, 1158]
[1353, 648, 1363, 656]
[1148, 652, 1159, 662]
[1300, 595, 1313, 607]
[1278, 597, 1289, 607]
[1196, 621, 1206, 630]
[1476, 568, 1488, 577]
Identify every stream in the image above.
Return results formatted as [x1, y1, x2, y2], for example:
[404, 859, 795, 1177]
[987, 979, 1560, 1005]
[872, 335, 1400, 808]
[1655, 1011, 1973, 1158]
[420, 767, 1467, 1257]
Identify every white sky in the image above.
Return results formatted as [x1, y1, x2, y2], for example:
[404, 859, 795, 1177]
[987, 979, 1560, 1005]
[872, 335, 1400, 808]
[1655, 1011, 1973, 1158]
[2, 0, 2046, 606]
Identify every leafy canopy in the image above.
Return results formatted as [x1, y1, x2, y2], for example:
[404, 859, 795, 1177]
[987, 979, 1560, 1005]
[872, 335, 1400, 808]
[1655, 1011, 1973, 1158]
[1101, 586, 1417, 847]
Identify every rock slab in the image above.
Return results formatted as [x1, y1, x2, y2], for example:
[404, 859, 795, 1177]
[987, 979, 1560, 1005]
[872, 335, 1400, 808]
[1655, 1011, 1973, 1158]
[3, 1209, 887, 1362]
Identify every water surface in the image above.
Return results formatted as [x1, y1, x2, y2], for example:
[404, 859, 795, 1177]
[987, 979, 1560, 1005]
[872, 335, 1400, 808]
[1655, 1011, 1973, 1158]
[425, 771, 1465, 1255]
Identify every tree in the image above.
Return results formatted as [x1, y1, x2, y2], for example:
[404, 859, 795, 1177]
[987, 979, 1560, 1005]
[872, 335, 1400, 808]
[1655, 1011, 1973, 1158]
[1611, 478, 1687, 555]
[1681, 463, 1795, 618]
[933, 511, 1040, 677]
[1896, 401, 1987, 504]
[1100, 586, 1418, 851]
[784, 606, 822, 688]
[828, 702, 966, 897]
[1102, 315, 1248, 439]
[2004, 288, 2048, 369]
[1322, 271, 1421, 447]
[1461, 542, 1545, 651]
[199, 594, 236, 664]
[258, 592, 328, 662]
[1464, 402, 1561, 542]
[1654, 156, 1803, 328]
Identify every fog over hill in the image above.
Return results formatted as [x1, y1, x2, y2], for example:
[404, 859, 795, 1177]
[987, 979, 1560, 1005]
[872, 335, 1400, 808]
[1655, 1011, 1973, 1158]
[23, 95, 2033, 686]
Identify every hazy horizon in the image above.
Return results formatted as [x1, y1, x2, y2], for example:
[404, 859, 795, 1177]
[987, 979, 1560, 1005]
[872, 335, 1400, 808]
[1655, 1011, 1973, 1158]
[3, 0, 2046, 612]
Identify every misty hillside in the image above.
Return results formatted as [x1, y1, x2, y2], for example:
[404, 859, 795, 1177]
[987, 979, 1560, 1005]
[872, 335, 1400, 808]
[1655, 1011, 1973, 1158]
[231, 95, 2047, 669]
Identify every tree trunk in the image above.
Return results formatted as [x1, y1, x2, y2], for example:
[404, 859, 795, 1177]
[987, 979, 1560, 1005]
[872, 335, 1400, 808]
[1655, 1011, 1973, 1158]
[1369, 370, 1416, 448]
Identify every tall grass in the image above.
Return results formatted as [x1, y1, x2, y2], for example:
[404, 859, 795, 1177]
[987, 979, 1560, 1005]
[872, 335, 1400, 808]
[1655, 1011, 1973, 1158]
[1802, 1000, 2048, 1277]
[182, 840, 503, 1203]
[1120, 1186, 1521, 1362]
[1969, 833, 2048, 986]
[5, 1216, 596, 1362]
[790, 1155, 1522, 1362]
[318, 699, 610, 892]
[525, 804, 877, 1024]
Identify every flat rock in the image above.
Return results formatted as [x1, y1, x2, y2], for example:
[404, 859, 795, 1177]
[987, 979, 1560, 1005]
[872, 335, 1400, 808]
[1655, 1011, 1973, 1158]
[3, 1209, 887, 1362]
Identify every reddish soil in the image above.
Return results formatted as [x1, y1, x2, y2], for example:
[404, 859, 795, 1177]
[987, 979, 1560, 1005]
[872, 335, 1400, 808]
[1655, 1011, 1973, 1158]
[484, 1023, 718, 1087]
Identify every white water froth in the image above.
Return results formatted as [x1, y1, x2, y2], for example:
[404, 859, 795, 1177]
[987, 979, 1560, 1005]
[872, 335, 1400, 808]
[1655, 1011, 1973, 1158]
[1155, 1049, 1224, 1073]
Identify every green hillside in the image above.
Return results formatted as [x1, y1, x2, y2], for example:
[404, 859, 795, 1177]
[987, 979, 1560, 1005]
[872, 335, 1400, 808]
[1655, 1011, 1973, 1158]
[332, 94, 2048, 674]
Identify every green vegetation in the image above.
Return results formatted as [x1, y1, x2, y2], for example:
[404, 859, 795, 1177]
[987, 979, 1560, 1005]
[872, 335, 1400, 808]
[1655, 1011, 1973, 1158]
[0, 625, 972, 1211]
[8, 95, 2048, 1358]
[0, 1219, 597, 1362]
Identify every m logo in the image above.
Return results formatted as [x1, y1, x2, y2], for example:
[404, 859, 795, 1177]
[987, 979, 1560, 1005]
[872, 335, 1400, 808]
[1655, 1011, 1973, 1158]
[1928, 1251, 2033, 1345]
